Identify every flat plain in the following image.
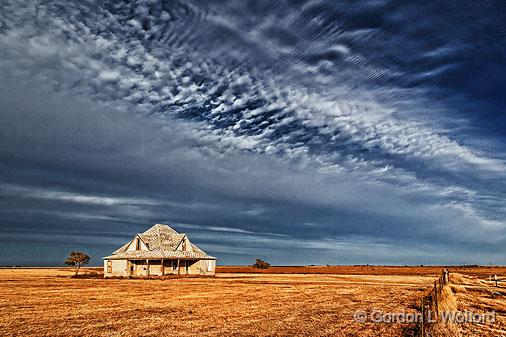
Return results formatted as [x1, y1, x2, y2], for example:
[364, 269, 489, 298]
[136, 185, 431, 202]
[0, 267, 505, 336]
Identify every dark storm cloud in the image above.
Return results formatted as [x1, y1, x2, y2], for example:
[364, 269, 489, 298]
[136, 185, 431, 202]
[0, 0, 505, 265]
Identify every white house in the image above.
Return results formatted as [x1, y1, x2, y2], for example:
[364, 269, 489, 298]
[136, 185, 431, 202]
[103, 224, 216, 277]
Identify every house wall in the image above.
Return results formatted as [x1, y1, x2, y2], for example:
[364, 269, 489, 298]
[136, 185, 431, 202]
[206, 259, 216, 274]
[131, 260, 148, 276]
[187, 259, 216, 275]
[149, 260, 162, 276]
[162, 260, 179, 275]
[104, 259, 128, 277]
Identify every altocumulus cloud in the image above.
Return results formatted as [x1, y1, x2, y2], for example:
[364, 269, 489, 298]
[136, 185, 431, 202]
[0, 0, 505, 265]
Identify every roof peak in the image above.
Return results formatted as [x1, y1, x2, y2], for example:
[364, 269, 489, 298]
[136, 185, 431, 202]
[144, 223, 179, 234]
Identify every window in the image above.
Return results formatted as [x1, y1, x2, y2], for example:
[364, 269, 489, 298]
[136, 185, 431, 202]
[107, 260, 112, 273]
[182, 240, 186, 251]
[135, 238, 140, 250]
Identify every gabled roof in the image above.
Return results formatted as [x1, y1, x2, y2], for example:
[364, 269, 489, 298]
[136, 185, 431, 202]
[104, 224, 215, 260]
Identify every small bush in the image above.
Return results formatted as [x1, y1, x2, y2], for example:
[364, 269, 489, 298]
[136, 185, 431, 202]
[71, 271, 103, 279]
[252, 258, 270, 269]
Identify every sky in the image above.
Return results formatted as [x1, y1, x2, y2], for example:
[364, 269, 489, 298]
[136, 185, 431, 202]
[0, 0, 505, 266]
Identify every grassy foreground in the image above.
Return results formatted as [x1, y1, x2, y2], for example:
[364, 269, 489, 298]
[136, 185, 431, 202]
[0, 268, 429, 336]
[1, 267, 504, 336]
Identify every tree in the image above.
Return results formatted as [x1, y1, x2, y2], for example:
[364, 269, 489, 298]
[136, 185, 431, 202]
[65, 251, 90, 276]
[252, 258, 270, 269]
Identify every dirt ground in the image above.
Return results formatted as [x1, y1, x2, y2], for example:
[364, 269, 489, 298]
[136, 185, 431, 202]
[0, 268, 431, 337]
[1, 267, 504, 336]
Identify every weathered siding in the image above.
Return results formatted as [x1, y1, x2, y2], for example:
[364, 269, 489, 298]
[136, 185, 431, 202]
[162, 260, 179, 275]
[187, 259, 216, 275]
[149, 260, 162, 276]
[206, 259, 216, 274]
[104, 259, 128, 277]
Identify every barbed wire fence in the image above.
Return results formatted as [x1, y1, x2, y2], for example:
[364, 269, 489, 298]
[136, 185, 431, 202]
[420, 269, 450, 337]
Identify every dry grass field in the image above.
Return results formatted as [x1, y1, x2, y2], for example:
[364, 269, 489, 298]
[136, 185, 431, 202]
[1, 267, 504, 336]
[0, 268, 431, 337]
[217, 265, 506, 278]
[445, 273, 506, 336]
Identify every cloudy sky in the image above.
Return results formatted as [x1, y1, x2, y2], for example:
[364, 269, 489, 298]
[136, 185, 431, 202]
[0, 0, 505, 266]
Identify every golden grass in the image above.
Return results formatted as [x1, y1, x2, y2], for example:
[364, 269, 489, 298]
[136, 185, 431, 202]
[0, 268, 432, 337]
[450, 273, 468, 285]
[448, 273, 506, 337]
[427, 284, 461, 337]
[217, 265, 506, 278]
[2, 268, 504, 336]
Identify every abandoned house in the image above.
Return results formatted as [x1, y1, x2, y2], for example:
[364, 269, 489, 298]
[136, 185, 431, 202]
[103, 223, 216, 277]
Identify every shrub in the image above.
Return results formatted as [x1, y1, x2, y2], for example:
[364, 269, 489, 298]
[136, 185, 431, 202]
[71, 271, 103, 279]
[252, 258, 270, 269]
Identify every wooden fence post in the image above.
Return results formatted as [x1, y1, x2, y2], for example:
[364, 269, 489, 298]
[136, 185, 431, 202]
[419, 269, 450, 336]
[433, 281, 438, 317]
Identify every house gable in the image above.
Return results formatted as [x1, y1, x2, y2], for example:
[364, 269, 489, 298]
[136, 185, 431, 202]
[175, 236, 194, 252]
[125, 234, 149, 252]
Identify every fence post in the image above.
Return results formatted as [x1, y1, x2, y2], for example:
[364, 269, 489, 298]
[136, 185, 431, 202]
[433, 281, 438, 317]
[420, 270, 450, 336]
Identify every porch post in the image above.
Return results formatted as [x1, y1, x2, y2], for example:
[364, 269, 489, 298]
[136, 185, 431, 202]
[161, 259, 164, 276]
[177, 259, 180, 275]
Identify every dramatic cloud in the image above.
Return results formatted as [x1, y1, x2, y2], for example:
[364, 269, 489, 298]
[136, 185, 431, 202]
[0, 0, 505, 265]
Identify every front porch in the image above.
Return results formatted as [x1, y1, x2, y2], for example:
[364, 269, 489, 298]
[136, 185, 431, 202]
[125, 259, 197, 276]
